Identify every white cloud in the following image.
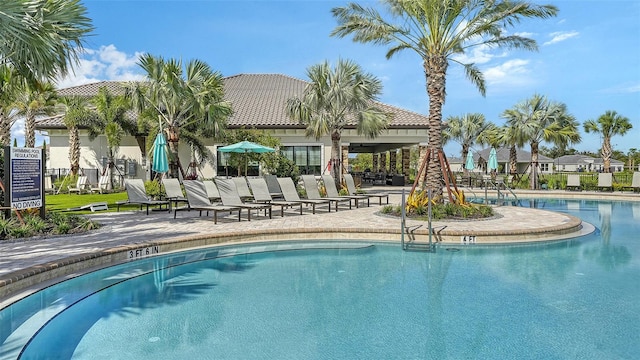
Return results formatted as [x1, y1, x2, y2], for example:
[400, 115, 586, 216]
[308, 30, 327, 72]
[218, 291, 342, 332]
[452, 43, 497, 65]
[543, 31, 579, 46]
[55, 45, 145, 88]
[600, 82, 640, 94]
[483, 59, 532, 86]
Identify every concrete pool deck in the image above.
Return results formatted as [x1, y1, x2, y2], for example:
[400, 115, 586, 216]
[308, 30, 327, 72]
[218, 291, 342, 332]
[1, 187, 638, 303]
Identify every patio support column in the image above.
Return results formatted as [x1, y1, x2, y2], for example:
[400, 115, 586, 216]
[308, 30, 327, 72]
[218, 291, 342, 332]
[402, 147, 411, 183]
[341, 145, 349, 173]
[372, 153, 379, 172]
[380, 151, 387, 173]
[418, 144, 428, 188]
[389, 150, 397, 174]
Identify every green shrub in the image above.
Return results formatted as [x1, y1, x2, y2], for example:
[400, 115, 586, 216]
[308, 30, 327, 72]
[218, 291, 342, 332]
[144, 180, 163, 199]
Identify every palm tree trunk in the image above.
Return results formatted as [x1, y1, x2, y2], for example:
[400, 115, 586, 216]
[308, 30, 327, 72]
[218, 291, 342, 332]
[423, 55, 448, 201]
[167, 126, 180, 178]
[0, 112, 11, 147]
[530, 141, 539, 190]
[602, 136, 612, 173]
[25, 111, 36, 148]
[461, 144, 470, 176]
[509, 145, 518, 177]
[69, 126, 80, 175]
[331, 130, 342, 187]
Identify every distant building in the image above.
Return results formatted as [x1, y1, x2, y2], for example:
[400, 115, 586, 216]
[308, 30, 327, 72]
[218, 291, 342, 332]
[449, 147, 554, 174]
[554, 154, 624, 172]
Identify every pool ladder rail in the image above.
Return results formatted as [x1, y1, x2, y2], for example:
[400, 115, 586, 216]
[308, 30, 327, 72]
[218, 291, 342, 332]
[400, 189, 435, 252]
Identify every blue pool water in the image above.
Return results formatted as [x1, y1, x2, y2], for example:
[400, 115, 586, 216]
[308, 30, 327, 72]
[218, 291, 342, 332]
[1, 198, 639, 359]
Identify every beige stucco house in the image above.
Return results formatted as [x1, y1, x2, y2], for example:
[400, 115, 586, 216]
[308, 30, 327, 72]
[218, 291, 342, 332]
[37, 74, 430, 183]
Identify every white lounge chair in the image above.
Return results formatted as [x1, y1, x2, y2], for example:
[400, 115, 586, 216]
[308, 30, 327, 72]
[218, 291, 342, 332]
[90, 175, 110, 194]
[174, 180, 242, 223]
[597, 173, 613, 192]
[44, 175, 56, 194]
[68, 175, 88, 194]
[162, 178, 188, 210]
[566, 174, 582, 191]
[623, 172, 640, 193]
[203, 180, 221, 202]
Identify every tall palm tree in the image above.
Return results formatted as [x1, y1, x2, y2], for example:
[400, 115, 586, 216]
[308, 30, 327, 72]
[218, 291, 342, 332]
[443, 113, 495, 174]
[502, 94, 580, 189]
[331, 0, 558, 200]
[87, 87, 136, 188]
[286, 59, 392, 186]
[0, 0, 93, 82]
[584, 111, 632, 173]
[129, 54, 232, 179]
[58, 96, 96, 176]
[0, 65, 22, 147]
[14, 81, 57, 148]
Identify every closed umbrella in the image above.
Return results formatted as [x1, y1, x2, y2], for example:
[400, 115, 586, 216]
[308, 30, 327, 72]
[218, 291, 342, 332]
[464, 152, 475, 171]
[151, 133, 169, 174]
[488, 148, 498, 172]
[218, 140, 275, 176]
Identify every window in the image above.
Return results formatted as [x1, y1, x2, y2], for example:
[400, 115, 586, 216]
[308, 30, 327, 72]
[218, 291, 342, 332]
[282, 146, 322, 174]
[540, 163, 549, 172]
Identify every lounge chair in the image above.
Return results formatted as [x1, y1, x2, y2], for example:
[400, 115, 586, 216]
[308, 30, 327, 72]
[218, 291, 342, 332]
[248, 178, 303, 216]
[203, 179, 221, 202]
[343, 173, 389, 205]
[277, 177, 331, 214]
[301, 175, 351, 211]
[321, 174, 369, 208]
[162, 178, 188, 210]
[263, 174, 283, 199]
[116, 179, 169, 215]
[216, 178, 272, 221]
[44, 175, 56, 194]
[566, 174, 582, 191]
[175, 180, 242, 223]
[232, 177, 254, 201]
[622, 172, 640, 193]
[68, 175, 88, 194]
[597, 173, 613, 192]
[90, 175, 110, 194]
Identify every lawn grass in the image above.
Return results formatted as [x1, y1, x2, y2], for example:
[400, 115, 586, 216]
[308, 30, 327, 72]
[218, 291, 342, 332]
[45, 191, 129, 214]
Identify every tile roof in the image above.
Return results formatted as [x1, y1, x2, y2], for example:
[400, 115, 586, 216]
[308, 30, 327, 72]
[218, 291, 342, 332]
[37, 74, 429, 129]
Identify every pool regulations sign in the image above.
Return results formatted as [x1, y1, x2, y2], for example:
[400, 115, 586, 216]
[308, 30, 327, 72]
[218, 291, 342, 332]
[4, 146, 44, 212]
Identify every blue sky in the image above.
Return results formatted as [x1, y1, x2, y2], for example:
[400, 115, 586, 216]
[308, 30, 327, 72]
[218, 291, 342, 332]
[29, 0, 640, 158]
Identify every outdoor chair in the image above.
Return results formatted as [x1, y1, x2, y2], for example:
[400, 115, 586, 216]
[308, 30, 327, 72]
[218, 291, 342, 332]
[90, 175, 110, 194]
[277, 177, 331, 214]
[203, 179, 221, 202]
[263, 174, 283, 199]
[343, 173, 389, 205]
[301, 175, 351, 211]
[622, 172, 640, 193]
[215, 178, 272, 221]
[174, 180, 242, 223]
[44, 175, 56, 194]
[116, 179, 169, 215]
[232, 177, 254, 201]
[321, 174, 369, 208]
[566, 174, 582, 191]
[597, 173, 613, 192]
[248, 178, 303, 216]
[68, 175, 88, 194]
[162, 178, 188, 210]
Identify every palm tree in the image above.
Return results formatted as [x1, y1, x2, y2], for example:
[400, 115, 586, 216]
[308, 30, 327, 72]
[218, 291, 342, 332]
[286, 59, 392, 186]
[0, 65, 22, 147]
[58, 96, 96, 176]
[87, 87, 136, 189]
[129, 54, 232, 179]
[331, 0, 558, 200]
[0, 0, 93, 82]
[584, 111, 632, 173]
[14, 81, 57, 148]
[495, 123, 528, 180]
[502, 94, 580, 189]
[443, 113, 495, 174]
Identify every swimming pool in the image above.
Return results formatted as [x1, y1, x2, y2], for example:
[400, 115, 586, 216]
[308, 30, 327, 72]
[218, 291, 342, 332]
[1, 198, 638, 359]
